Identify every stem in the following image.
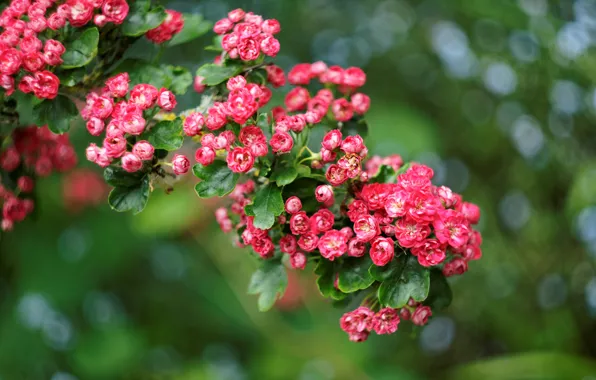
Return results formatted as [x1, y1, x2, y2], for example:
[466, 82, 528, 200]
[153, 44, 165, 64]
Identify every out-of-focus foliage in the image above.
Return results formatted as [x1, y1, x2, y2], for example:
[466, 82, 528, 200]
[2, 0, 596, 379]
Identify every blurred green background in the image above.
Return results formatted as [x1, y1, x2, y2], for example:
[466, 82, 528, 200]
[3, 0, 596, 379]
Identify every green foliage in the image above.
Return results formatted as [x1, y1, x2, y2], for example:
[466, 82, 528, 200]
[163, 66, 193, 95]
[270, 162, 298, 186]
[371, 165, 397, 184]
[104, 166, 148, 188]
[250, 183, 284, 229]
[196, 64, 243, 86]
[314, 259, 347, 300]
[342, 118, 369, 139]
[167, 13, 212, 46]
[108, 175, 151, 214]
[425, 269, 453, 310]
[377, 255, 430, 308]
[247, 259, 288, 311]
[142, 118, 183, 151]
[337, 256, 375, 293]
[193, 161, 239, 198]
[61, 27, 100, 69]
[33, 95, 78, 134]
[122, 0, 167, 37]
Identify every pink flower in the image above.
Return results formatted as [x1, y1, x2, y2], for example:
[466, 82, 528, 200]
[341, 135, 365, 154]
[85, 143, 100, 163]
[372, 308, 400, 335]
[310, 209, 334, 233]
[157, 88, 176, 111]
[132, 141, 154, 161]
[412, 239, 446, 267]
[265, 65, 285, 87]
[340, 306, 374, 334]
[353, 214, 379, 242]
[288, 63, 312, 85]
[47, 13, 67, 30]
[121, 152, 142, 173]
[146, 10, 184, 44]
[239, 125, 266, 147]
[252, 237, 274, 258]
[326, 164, 348, 186]
[320, 65, 344, 84]
[297, 233, 318, 252]
[443, 258, 468, 277]
[270, 131, 293, 154]
[290, 211, 310, 235]
[90, 96, 114, 120]
[322, 129, 342, 151]
[226, 147, 254, 173]
[370, 236, 394, 266]
[384, 190, 409, 218]
[261, 19, 280, 34]
[172, 154, 190, 175]
[331, 98, 353, 122]
[318, 229, 348, 260]
[120, 106, 146, 135]
[227, 75, 247, 91]
[213, 18, 234, 34]
[343, 67, 366, 88]
[66, 0, 94, 27]
[105, 73, 130, 97]
[32, 70, 59, 99]
[237, 37, 260, 61]
[461, 202, 481, 224]
[412, 305, 432, 326]
[17, 176, 34, 193]
[284, 87, 310, 112]
[347, 238, 366, 257]
[102, 0, 129, 24]
[351, 93, 370, 114]
[315, 185, 334, 204]
[228, 8, 245, 23]
[227, 88, 257, 124]
[130, 84, 158, 109]
[347, 200, 369, 222]
[194, 146, 215, 166]
[279, 235, 297, 254]
[194, 75, 206, 93]
[433, 209, 470, 248]
[394, 217, 431, 248]
[103, 135, 127, 158]
[290, 251, 307, 270]
[86, 117, 105, 136]
[285, 196, 302, 214]
[206, 102, 228, 130]
[183, 112, 205, 136]
[260, 35, 280, 57]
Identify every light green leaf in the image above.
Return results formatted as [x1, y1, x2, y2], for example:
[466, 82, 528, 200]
[247, 260, 288, 311]
[251, 183, 284, 229]
[142, 119, 183, 151]
[122, 0, 166, 37]
[196, 63, 243, 86]
[270, 163, 298, 186]
[163, 65, 193, 95]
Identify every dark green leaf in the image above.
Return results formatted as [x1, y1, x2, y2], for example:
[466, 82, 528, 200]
[377, 255, 430, 308]
[59, 68, 86, 87]
[167, 13, 212, 47]
[244, 204, 254, 216]
[196, 64, 243, 86]
[270, 163, 298, 186]
[163, 65, 193, 95]
[108, 176, 150, 214]
[142, 119, 183, 151]
[61, 27, 99, 69]
[425, 269, 453, 310]
[372, 165, 397, 184]
[250, 183, 284, 229]
[12, 92, 42, 126]
[111, 59, 168, 88]
[342, 118, 369, 139]
[104, 166, 147, 188]
[314, 259, 347, 300]
[33, 95, 78, 134]
[337, 256, 375, 293]
[283, 178, 325, 214]
[122, 0, 166, 37]
[369, 258, 405, 282]
[247, 260, 287, 311]
[193, 161, 239, 198]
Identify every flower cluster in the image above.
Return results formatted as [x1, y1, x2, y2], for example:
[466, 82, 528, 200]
[213, 8, 281, 60]
[0, 0, 132, 98]
[146, 9, 184, 44]
[0, 125, 76, 230]
[340, 302, 432, 342]
[62, 168, 108, 213]
[82, 73, 189, 174]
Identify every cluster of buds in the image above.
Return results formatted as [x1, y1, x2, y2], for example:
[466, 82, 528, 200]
[145, 9, 183, 44]
[0, 125, 76, 230]
[213, 8, 281, 60]
[82, 73, 190, 174]
[340, 301, 432, 342]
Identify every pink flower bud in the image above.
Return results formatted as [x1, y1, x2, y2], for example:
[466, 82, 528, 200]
[213, 18, 234, 34]
[310, 61, 327, 76]
[194, 75, 206, 93]
[343, 67, 366, 88]
[260, 35, 280, 57]
[270, 131, 293, 154]
[285, 196, 302, 214]
[103, 136, 127, 158]
[121, 152, 142, 173]
[442, 258, 468, 277]
[331, 98, 353, 122]
[86, 117, 105, 136]
[322, 129, 342, 151]
[183, 112, 205, 136]
[461, 202, 481, 224]
[228, 8, 245, 23]
[85, 143, 100, 162]
[195, 146, 215, 166]
[17, 176, 34, 193]
[132, 140, 154, 161]
[412, 306, 432, 326]
[315, 185, 334, 203]
[290, 251, 307, 270]
[226, 75, 246, 91]
[279, 235, 297, 254]
[351, 93, 370, 114]
[172, 154, 190, 175]
[347, 238, 366, 257]
[341, 135, 365, 154]
[157, 88, 176, 111]
[399, 308, 411, 321]
[321, 148, 336, 163]
[261, 19, 280, 34]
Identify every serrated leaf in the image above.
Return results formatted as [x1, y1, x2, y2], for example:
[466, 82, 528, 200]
[61, 27, 99, 69]
[314, 259, 347, 300]
[196, 63, 243, 86]
[33, 95, 78, 134]
[337, 256, 375, 293]
[167, 13, 212, 47]
[247, 260, 287, 311]
[122, 0, 166, 37]
[163, 65, 193, 95]
[108, 175, 150, 214]
[104, 166, 147, 188]
[193, 161, 239, 198]
[142, 119, 183, 151]
[425, 269, 453, 310]
[250, 183, 284, 229]
[270, 163, 297, 186]
[377, 255, 430, 308]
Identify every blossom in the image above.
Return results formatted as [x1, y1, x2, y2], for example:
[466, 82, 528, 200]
[226, 147, 254, 173]
[318, 229, 347, 260]
[372, 308, 400, 335]
[285, 196, 302, 214]
[412, 306, 432, 326]
[172, 154, 190, 175]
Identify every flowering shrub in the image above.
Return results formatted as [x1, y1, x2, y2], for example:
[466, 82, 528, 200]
[0, 3, 483, 342]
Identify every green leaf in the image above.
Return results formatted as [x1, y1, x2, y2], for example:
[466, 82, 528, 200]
[104, 166, 147, 188]
[337, 256, 375, 293]
[108, 176, 150, 214]
[314, 259, 347, 300]
[12, 92, 42, 126]
[372, 165, 397, 184]
[122, 0, 166, 37]
[59, 68, 86, 87]
[193, 161, 239, 198]
[111, 59, 168, 88]
[247, 260, 288, 311]
[270, 163, 298, 186]
[425, 269, 453, 310]
[377, 255, 430, 308]
[163, 65, 193, 95]
[283, 178, 326, 214]
[167, 13, 212, 47]
[61, 27, 99, 69]
[142, 118, 183, 151]
[342, 118, 369, 139]
[250, 183, 284, 229]
[33, 95, 78, 134]
[369, 257, 405, 282]
[196, 63, 243, 86]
